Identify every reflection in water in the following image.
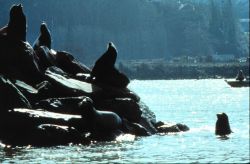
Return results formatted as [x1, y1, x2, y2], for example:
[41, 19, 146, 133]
[217, 135, 230, 140]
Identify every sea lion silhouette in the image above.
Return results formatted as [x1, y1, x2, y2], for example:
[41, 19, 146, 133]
[79, 97, 122, 132]
[215, 113, 232, 136]
[33, 22, 51, 50]
[91, 42, 117, 79]
[7, 4, 26, 41]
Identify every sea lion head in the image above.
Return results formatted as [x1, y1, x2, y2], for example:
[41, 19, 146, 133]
[40, 22, 49, 35]
[39, 22, 51, 49]
[10, 4, 24, 18]
[107, 42, 117, 54]
[78, 97, 95, 118]
[215, 112, 232, 136]
[8, 4, 26, 41]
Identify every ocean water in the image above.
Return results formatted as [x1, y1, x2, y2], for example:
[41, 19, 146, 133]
[0, 79, 249, 163]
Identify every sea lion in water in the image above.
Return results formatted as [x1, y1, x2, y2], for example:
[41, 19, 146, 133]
[215, 113, 232, 136]
[33, 22, 51, 50]
[79, 97, 122, 132]
[7, 4, 26, 41]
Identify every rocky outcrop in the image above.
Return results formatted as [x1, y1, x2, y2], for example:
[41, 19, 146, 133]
[0, 4, 189, 146]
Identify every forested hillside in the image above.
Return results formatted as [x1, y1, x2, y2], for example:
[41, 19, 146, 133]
[0, 0, 248, 65]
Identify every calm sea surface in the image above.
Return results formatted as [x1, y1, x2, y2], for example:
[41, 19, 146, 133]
[0, 79, 249, 163]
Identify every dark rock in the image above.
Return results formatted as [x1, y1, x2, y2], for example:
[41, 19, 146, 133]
[122, 119, 150, 136]
[95, 84, 140, 102]
[215, 112, 232, 136]
[154, 121, 165, 127]
[139, 101, 156, 124]
[0, 35, 43, 85]
[129, 102, 157, 135]
[35, 80, 59, 100]
[91, 42, 130, 88]
[0, 26, 7, 36]
[9, 108, 81, 124]
[75, 73, 91, 82]
[156, 122, 190, 133]
[176, 123, 190, 132]
[35, 46, 56, 73]
[156, 124, 181, 133]
[14, 79, 38, 105]
[45, 67, 102, 98]
[34, 96, 87, 114]
[139, 116, 158, 135]
[46, 66, 68, 77]
[96, 98, 142, 122]
[55, 51, 91, 75]
[33, 124, 89, 146]
[0, 76, 31, 113]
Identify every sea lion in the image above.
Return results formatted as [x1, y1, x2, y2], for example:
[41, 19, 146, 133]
[7, 4, 26, 41]
[79, 97, 122, 132]
[33, 22, 51, 50]
[91, 42, 130, 88]
[91, 42, 117, 79]
[215, 113, 232, 136]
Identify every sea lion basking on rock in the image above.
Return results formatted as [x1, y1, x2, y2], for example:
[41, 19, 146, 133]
[79, 97, 122, 132]
[33, 22, 51, 50]
[91, 42, 117, 78]
[91, 42, 130, 88]
[7, 4, 26, 41]
[215, 113, 232, 136]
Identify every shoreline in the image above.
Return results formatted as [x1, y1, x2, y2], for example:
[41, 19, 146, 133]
[118, 62, 249, 80]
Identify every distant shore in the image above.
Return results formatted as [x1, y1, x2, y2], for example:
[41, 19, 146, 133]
[118, 62, 249, 80]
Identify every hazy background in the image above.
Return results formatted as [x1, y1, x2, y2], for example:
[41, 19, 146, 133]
[0, 0, 249, 66]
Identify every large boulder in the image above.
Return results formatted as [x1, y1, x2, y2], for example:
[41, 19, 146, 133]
[95, 98, 142, 122]
[34, 96, 87, 114]
[0, 35, 43, 85]
[155, 122, 190, 133]
[55, 51, 91, 75]
[45, 67, 102, 98]
[94, 84, 140, 102]
[0, 108, 88, 146]
[32, 124, 89, 146]
[0, 76, 31, 113]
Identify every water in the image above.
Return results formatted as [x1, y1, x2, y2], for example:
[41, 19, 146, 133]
[0, 79, 249, 163]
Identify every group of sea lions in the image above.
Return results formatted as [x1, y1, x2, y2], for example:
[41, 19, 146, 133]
[0, 4, 231, 146]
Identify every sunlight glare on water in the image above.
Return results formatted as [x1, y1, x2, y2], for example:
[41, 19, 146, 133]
[0, 79, 249, 163]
